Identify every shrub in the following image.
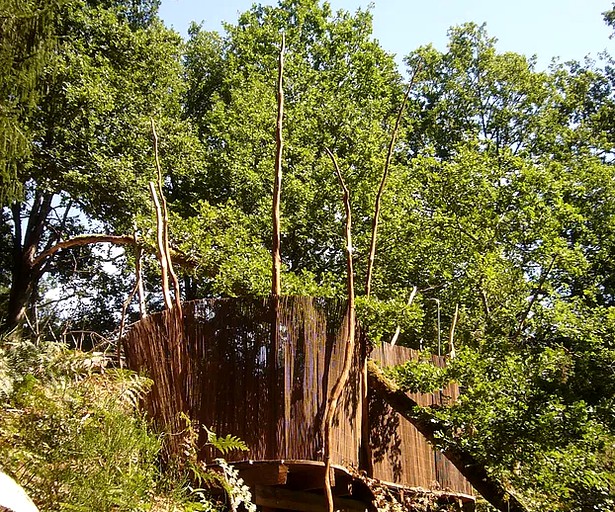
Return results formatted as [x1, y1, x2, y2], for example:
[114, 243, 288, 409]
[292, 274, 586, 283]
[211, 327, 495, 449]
[0, 335, 173, 511]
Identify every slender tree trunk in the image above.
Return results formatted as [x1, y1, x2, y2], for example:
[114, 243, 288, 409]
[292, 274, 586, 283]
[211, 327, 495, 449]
[360, 67, 422, 474]
[272, 33, 285, 297]
[323, 148, 355, 512]
[151, 119, 182, 313]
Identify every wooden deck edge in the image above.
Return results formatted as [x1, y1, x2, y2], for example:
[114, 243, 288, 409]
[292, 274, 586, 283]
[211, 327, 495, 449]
[208, 459, 475, 511]
[374, 478, 475, 503]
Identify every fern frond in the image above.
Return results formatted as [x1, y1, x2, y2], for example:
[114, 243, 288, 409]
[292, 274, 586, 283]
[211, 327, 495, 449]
[204, 426, 248, 455]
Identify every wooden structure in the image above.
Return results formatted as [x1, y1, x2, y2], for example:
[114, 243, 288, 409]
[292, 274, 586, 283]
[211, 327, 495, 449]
[123, 297, 475, 511]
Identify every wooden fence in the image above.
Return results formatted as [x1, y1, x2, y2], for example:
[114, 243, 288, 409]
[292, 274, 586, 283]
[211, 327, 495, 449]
[122, 296, 472, 496]
[370, 344, 473, 495]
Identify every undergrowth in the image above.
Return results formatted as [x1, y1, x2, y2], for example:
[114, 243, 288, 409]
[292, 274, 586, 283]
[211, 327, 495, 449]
[0, 333, 217, 511]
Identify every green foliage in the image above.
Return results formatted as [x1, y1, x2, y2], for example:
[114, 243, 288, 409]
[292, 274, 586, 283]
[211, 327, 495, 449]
[204, 426, 248, 455]
[2, 1, 615, 509]
[181, 0, 403, 298]
[1, 0, 198, 332]
[387, 331, 615, 510]
[356, 295, 424, 346]
[0, 0, 62, 203]
[0, 335, 212, 512]
[174, 415, 253, 512]
[384, 356, 448, 394]
[604, 3, 615, 36]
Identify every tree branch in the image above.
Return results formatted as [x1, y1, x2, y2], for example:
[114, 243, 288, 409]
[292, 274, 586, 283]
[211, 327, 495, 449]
[323, 147, 356, 512]
[365, 63, 421, 297]
[149, 181, 173, 311]
[512, 254, 557, 341]
[31, 234, 136, 269]
[30, 232, 195, 274]
[390, 285, 418, 346]
[117, 230, 146, 367]
[367, 361, 529, 512]
[151, 118, 182, 313]
[449, 303, 459, 359]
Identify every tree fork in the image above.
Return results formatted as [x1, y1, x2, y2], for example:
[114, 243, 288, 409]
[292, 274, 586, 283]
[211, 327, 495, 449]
[367, 360, 529, 512]
[151, 119, 182, 314]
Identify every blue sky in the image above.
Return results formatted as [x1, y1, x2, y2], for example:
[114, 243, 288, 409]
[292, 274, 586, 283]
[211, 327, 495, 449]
[159, 0, 614, 72]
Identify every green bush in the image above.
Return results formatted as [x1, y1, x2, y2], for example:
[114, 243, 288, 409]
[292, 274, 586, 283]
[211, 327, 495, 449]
[0, 336, 192, 511]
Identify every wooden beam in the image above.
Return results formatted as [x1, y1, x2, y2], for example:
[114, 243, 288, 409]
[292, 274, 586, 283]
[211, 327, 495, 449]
[286, 469, 329, 491]
[234, 462, 289, 486]
[255, 485, 368, 512]
[284, 464, 341, 492]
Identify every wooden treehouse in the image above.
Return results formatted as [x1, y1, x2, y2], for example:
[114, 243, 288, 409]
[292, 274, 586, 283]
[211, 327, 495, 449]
[123, 296, 475, 511]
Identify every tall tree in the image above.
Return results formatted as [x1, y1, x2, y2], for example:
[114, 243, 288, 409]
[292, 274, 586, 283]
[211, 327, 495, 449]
[180, 0, 403, 298]
[0, 0, 61, 204]
[376, 23, 615, 510]
[1, 0, 191, 332]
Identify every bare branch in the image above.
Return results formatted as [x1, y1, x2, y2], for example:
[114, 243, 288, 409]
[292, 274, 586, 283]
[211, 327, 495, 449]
[365, 63, 422, 297]
[31, 234, 135, 269]
[512, 255, 557, 341]
[149, 181, 173, 311]
[449, 303, 459, 359]
[272, 33, 285, 297]
[151, 119, 182, 313]
[479, 285, 491, 319]
[117, 230, 147, 367]
[390, 285, 418, 346]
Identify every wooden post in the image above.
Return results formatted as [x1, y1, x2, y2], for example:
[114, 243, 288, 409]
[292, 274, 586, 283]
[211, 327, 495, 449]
[270, 33, 285, 458]
[323, 148, 356, 512]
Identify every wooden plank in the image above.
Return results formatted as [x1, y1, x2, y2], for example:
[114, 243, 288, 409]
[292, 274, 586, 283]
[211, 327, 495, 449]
[286, 468, 329, 491]
[284, 463, 338, 491]
[255, 485, 368, 512]
[234, 462, 289, 486]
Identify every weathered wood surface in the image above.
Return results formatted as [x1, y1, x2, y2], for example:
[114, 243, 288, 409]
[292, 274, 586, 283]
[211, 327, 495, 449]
[124, 297, 361, 465]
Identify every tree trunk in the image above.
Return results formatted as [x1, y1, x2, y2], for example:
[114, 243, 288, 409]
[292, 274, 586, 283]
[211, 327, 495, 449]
[6, 254, 39, 331]
[5, 194, 51, 332]
[272, 33, 285, 297]
[367, 360, 529, 512]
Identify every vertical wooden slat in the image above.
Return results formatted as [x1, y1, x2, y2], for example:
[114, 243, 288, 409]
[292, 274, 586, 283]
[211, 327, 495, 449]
[122, 298, 472, 497]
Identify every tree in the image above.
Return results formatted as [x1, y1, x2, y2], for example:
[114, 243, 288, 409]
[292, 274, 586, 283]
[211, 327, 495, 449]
[180, 0, 404, 298]
[374, 24, 615, 510]
[179, 15, 615, 506]
[604, 3, 615, 36]
[0, 0, 62, 204]
[1, 0, 191, 332]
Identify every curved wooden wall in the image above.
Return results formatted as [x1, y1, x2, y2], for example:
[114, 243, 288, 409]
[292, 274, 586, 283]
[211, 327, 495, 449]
[123, 297, 472, 496]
